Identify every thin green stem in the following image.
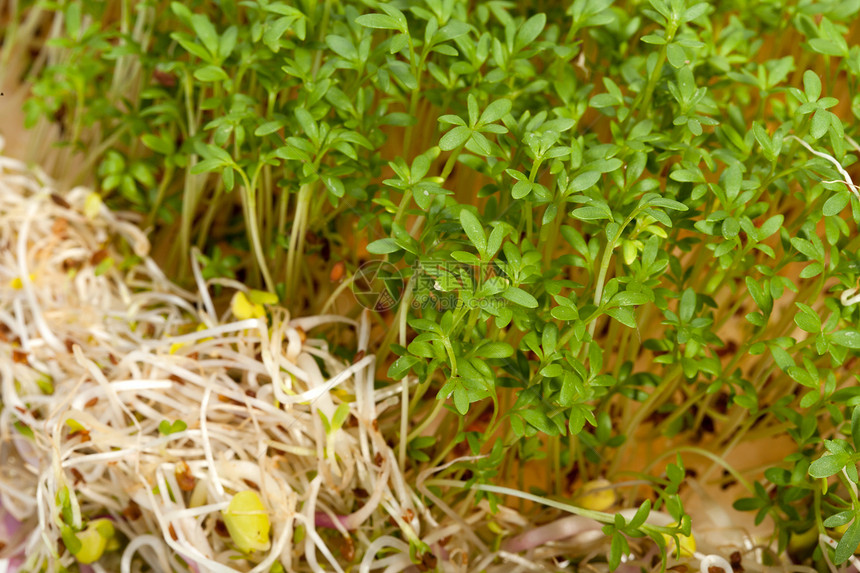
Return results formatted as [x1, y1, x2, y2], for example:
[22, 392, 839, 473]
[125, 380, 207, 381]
[407, 397, 447, 442]
[286, 183, 314, 301]
[625, 24, 676, 126]
[440, 143, 466, 181]
[238, 169, 275, 292]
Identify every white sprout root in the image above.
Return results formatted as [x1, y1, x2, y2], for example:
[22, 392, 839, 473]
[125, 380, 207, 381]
[0, 134, 802, 573]
[0, 136, 425, 572]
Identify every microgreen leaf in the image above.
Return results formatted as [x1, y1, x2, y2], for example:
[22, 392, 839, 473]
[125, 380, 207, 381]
[158, 420, 188, 435]
[460, 209, 487, 257]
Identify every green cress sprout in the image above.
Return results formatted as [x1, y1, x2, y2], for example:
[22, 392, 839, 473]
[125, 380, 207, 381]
[2, 0, 860, 571]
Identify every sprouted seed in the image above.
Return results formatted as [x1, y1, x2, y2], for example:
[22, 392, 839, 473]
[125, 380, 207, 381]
[221, 491, 271, 554]
[0, 135, 806, 572]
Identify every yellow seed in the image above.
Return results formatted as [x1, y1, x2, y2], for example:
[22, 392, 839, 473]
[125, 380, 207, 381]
[332, 389, 356, 402]
[231, 291, 265, 320]
[789, 526, 819, 553]
[9, 274, 36, 289]
[222, 490, 271, 553]
[189, 479, 208, 509]
[93, 518, 115, 539]
[247, 289, 279, 306]
[572, 479, 615, 511]
[84, 193, 102, 219]
[170, 324, 211, 354]
[74, 519, 115, 564]
[66, 419, 87, 434]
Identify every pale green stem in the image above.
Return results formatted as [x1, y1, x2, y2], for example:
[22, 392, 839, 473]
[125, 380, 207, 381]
[238, 169, 275, 293]
[286, 183, 314, 302]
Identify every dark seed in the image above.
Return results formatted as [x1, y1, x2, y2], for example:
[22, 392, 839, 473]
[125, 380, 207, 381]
[175, 461, 196, 492]
[123, 501, 142, 521]
[50, 194, 71, 209]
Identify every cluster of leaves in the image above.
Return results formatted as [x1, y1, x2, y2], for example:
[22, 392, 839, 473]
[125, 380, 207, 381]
[6, 0, 860, 569]
[366, 0, 860, 566]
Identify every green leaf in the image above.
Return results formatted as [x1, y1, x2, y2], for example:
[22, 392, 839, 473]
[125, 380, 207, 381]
[794, 303, 821, 334]
[378, 3, 408, 31]
[219, 26, 238, 60]
[541, 363, 563, 377]
[810, 38, 847, 57]
[453, 384, 470, 415]
[323, 175, 345, 198]
[330, 403, 350, 431]
[640, 34, 667, 45]
[193, 65, 229, 82]
[823, 192, 850, 216]
[684, 2, 709, 21]
[831, 329, 860, 349]
[811, 109, 829, 139]
[722, 217, 740, 240]
[62, 525, 83, 555]
[503, 286, 538, 308]
[611, 291, 651, 307]
[190, 14, 220, 58]
[836, 519, 860, 564]
[627, 499, 652, 530]
[825, 511, 855, 528]
[475, 342, 514, 359]
[800, 262, 823, 279]
[460, 209, 487, 256]
[753, 123, 776, 161]
[409, 341, 436, 359]
[758, 215, 783, 239]
[326, 35, 358, 60]
[787, 365, 817, 388]
[571, 206, 611, 221]
[666, 42, 687, 68]
[853, 406, 860, 452]
[388, 60, 418, 90]
[478, 98, 512, 126]
[609, 531, 626, 570]
[808, 454, 846, 478]
[295, 108, 319, 142]
[746, 277, 772, 315]
[606, 307, 636, 328]
[355, 13, 401, 30]
[64, 1, 82, 38]
[679, 288, 696, 323]
[487, 225, 506, 258]
[158, 419, 187, 435]
[440, 126, 472, 151]
[803, 70, 822, 101]
[520, 408, 556, 434]
[515, 13, 545, 51]
[648, 197, 688, 211]
[570, 171, 601, 192]
[367, 238, 401, 254]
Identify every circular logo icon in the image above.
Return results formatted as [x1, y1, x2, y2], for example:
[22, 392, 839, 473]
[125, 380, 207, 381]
[352, 261, 404, 311]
